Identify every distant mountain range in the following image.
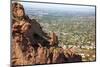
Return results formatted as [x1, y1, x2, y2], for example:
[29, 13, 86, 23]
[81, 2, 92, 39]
[24, 7, 95, 17]
[19, 2, 95, 17]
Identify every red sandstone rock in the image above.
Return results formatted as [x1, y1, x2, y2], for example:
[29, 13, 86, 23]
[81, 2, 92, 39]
[11, 2, 82, 66]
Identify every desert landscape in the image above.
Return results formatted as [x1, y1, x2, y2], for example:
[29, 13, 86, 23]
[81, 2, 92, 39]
[11, 1, 96, 66]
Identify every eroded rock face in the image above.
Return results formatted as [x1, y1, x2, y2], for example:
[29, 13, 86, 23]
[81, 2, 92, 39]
[12, 2, 25, 18]
[36, 47, 48, 64]
[11, 2, 82, 66]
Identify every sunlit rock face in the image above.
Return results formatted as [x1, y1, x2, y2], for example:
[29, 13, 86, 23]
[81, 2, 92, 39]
[11, 2, 82, 66]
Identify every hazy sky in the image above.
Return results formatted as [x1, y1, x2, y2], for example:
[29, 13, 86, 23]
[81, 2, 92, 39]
[17, 1, 95, 12]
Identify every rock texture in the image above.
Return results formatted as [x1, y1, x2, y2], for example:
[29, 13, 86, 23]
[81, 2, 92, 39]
[11, 2, 82, 66]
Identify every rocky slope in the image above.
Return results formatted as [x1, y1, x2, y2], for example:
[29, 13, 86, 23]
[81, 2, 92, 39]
[11, 2, 82, 66]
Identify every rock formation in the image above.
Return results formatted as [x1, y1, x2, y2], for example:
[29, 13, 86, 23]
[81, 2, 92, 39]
[11, 2, 82, 66]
